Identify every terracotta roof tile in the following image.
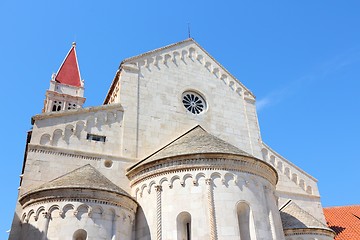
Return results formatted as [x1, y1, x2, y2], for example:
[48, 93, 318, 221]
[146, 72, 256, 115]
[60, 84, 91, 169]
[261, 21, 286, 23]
[324, 205, 360, 240]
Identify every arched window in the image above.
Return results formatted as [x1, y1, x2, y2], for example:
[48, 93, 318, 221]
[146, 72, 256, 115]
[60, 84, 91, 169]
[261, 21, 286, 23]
[72, 229, 87, 240]
[237, 202, 256, 240]
[177, 211, 191, 240]
[52, 101, 62, 112]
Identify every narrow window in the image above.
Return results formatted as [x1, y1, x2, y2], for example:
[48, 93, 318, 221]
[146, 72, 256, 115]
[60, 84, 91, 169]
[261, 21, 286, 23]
[72, 229, 87, 240]
[237, 202, 256, 240]
[177, 212, 191, 240]
[52, 100, 62, 112]
[86, 133, 106, 142]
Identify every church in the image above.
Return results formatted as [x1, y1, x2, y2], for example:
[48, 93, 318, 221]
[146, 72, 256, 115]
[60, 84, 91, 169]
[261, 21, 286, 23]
[9, 39, 335, 240]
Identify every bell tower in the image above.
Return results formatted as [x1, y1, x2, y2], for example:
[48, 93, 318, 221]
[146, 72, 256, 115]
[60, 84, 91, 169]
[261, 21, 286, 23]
[43, 42, 85, 113]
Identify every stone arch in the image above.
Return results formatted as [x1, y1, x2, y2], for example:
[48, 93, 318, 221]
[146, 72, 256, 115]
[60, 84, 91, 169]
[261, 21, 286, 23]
[229, 81, 235, 90]
[21, 212, 27, 223]
[95, 113, 106, 129]
[194, 172, 206, 185]
[284, 167, 291, 178]
[140, 184, 147, 197]
[91, 205, 104, 220]
[63, 124, 74, 144]
[76, 204, 90, 218]
[277, 161, 283, 173]
[106, 112, 115, 125]
[181, 50, 188, 61]
[261, 148, 269, 161]
[196, 54, 204, 64]
[48, 204, 60, 214]
[159, 177, 169, 187]
[145, 57, 154, 68]
[75, 121, 85, 139]
[154, 55, 163, 67]
[85, 116, 95, 132]
[51, 129, 63, 146]
[224, 172, 236, 186]
[205, 61, 212, 71]
[236, 201, 256, 240]
[35, 206, 46, 221]
[26, 209, 35, 223]
[292, 173, 298, 184]
[236, 87, 242, 95]
[306, 185, 313, 194]
[212, 67, 220, 78]
[173, 51, 180, 64]
[182, 173, 193, 186]
[270, 155, 275, 166]
[250, 176, 259, 187]
[147, 180, 156, 193]
[72, 229, 87, 240]
[177, 211, 192, 240]
[220, 74, 228, 85]
[188, 47, 196, 59]
[163, 54, 172, 65]
[62, 204, 75, 217]
[211, 172, 222, 186]
[40, 134, 51, 145]
[299, 179, 306, 190]
[134, 187, 140, 199]
[170, 175, 181, 188]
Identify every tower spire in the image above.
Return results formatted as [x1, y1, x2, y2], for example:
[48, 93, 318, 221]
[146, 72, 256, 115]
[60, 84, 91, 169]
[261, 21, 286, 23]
[42, 43, 85, 113]
[55, 42, 82, 87]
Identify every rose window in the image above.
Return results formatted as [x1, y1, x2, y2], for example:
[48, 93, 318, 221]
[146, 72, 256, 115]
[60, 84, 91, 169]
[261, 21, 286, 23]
[182, 91, 206, 114]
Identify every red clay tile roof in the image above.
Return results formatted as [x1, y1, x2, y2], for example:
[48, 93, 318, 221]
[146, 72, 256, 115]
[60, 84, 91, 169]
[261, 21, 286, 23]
[324, 205, 360, 240]
[55, 43, 81, 87]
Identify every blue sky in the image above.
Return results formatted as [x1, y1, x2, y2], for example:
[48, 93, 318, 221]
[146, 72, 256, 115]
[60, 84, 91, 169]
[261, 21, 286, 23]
[1, 0, 359, 238]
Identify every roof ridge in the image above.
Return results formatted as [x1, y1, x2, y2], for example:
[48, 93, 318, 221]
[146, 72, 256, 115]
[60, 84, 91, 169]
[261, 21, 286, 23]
[280, 200, 329, 229]
[128, 125, 203, 171]
[22, 164, 130, 197]
[127, 125, 254, 172]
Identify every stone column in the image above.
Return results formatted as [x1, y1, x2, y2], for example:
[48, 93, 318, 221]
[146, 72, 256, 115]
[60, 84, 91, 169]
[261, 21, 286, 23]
[264, 186, 285, 240]
[41, 212, 50, 240]
[205, 178, 217, 240]
[155, 185, 162, 240]
[111, 212, 117, 240]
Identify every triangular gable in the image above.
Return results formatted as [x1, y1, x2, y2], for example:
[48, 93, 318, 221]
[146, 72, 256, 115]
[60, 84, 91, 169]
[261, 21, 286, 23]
[104, 38, 254, 104]
[127, 125, 253, 172]
[22, 164, 129, 197]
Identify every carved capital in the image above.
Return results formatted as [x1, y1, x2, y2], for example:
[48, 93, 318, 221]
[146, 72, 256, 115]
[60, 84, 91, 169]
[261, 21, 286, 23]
[155, 185, 162, 192]
[42, 212, 50, 219]
[205, 178, 212, 185]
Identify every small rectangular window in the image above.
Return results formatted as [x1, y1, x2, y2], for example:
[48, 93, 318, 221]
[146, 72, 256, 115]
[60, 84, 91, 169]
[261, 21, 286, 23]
[86, 133, 106, 142]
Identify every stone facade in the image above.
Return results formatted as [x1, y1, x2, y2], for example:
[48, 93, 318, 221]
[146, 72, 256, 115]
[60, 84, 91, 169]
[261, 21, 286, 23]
[9, 39, 335, 240]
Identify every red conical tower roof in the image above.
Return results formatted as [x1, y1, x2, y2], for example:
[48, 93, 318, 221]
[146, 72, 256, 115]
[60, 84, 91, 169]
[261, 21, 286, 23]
[55, 42, 82, 87]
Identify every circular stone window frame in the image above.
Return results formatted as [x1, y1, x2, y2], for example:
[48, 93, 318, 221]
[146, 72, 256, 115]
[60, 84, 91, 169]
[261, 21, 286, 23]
[181, 90, 207, 115]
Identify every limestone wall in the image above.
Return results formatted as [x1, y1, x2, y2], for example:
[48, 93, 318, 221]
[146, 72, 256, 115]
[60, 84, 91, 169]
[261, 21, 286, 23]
[20, 200, 134, 240]
[109, 41, 263, 160]
[132, 169, 285, 240]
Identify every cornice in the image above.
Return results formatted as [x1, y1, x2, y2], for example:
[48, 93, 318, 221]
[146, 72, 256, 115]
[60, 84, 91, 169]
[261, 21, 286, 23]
[127, 153, 277, 187]
[32, 103, 123, 124]
[284, 227, 335, 238]
[27, 144, 136, 163]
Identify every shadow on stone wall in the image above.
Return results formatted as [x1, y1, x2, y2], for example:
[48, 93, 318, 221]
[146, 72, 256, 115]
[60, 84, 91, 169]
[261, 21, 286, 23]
[8, 213, 46, 240]
[135, 206, 150, 240]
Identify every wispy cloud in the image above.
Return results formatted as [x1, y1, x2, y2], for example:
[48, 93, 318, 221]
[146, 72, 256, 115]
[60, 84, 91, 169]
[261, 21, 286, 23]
[256, 48, 360, 111]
